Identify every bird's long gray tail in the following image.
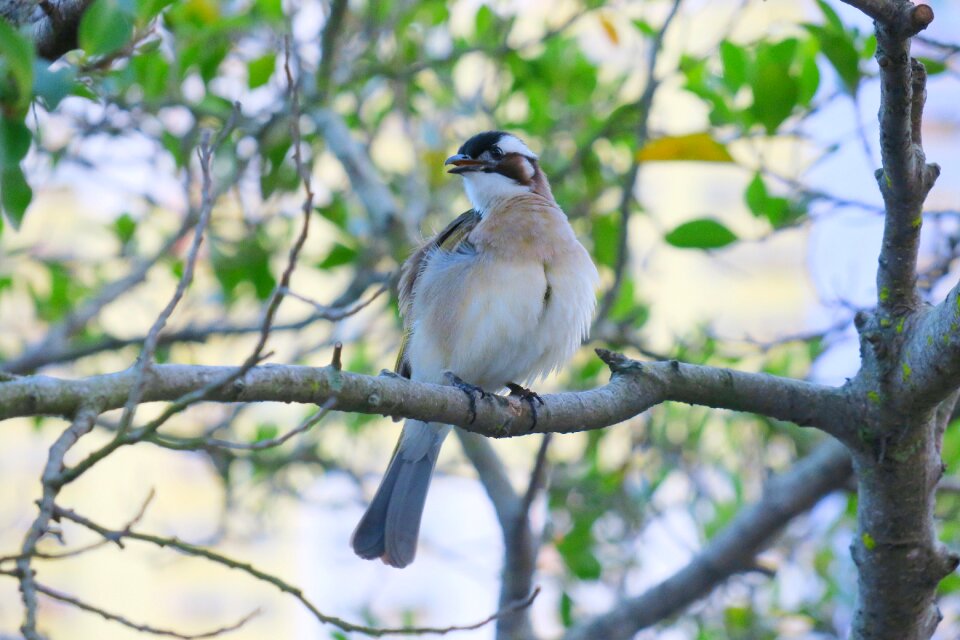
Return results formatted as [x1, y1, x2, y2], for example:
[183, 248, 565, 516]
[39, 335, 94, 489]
[351, 421, 450, 568]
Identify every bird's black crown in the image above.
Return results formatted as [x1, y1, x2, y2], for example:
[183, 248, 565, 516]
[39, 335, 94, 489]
[457, 131, 511, 158]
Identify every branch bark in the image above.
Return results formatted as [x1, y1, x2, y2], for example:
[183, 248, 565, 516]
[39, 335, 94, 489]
[456, 432, 537, 640]
[0, 353, 852, 440]
[836, 2, 959, 638]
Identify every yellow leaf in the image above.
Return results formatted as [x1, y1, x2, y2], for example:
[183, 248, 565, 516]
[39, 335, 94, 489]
[636, 133, 735, 163]
[185, 0, 220, 23]
[599, 14, 619, 45]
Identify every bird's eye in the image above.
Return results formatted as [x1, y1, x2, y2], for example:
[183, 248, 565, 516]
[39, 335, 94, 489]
[490, 146, 503, 160]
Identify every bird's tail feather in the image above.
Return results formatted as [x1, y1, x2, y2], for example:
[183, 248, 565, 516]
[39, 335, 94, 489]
[351, 421, 448, 568]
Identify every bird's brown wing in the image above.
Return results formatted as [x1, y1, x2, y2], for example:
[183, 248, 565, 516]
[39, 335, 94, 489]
[394, 209, 482, 378]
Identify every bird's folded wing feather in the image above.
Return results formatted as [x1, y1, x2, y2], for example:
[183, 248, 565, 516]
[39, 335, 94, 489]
[394, 209, 482, 378]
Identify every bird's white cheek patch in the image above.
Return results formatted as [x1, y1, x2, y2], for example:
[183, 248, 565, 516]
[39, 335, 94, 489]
[463, 172, 532, 214]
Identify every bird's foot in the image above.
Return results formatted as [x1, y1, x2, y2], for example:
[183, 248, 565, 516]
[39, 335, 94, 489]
[444, 372, 488, 424]
[507, 383, 545, 430]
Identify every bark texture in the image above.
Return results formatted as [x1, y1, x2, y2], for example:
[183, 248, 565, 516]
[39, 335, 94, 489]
[838, 1, 958, 637]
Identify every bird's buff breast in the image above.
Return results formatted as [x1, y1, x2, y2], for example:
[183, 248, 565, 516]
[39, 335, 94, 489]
[408, 237, 596, 389]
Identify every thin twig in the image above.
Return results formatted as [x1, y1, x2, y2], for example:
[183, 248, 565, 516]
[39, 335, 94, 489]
[520, 434, 552, 517]
[596, 0, 683, 322]
[17, 404, 102, 640]
[149, 399, 335, 451]
[116, 131, 219, 438]
[0, 489, 155, 564]
[1, 570, 259, 640]
[47, 506, 540, 637]
[281, 282, 390, 321]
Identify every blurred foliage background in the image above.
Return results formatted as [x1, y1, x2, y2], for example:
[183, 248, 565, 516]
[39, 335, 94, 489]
[1, 0, 960, 638]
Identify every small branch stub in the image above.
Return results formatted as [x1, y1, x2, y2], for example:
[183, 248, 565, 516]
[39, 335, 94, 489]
[331, 342, 343, 371]
[595, 348, 644, 375]
[910, 3, 934, 34]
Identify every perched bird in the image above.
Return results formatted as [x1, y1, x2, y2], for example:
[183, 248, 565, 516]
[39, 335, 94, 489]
[351, 131, 599, 568]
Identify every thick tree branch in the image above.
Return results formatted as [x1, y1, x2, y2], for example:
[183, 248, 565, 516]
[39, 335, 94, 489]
[457, 431, 544, 640]
[457, 432, 521, 527]
[895, 291, 960, 414]
[312, 109, 396, 230]
[838, 0, 938, 312]
[0, 354, 852, 440]
[838, 3, 957, 639]
[563, 440, 852, 640]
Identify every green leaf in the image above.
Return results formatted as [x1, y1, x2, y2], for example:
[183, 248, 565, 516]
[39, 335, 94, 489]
[745, 173, 768, 217]
[1, 164, 32, 228]
[131, 50, 170, 99]
[917, 57, 947, 76]
[247, 53, 276, 89]
[211, 235, 277, 303]
[750, 39, 800, 133]
[815, 0, 844, 31]
[474, 5, 496, 38]
[317, 242, 358, 270]
[744, 173, 796, 227]
[33, 261, 84, 321]
[591, 211, 619, 269]
[254, 423, 279, 442]
[32, 62, 75, 110]
[0, 117, 31, 166]
[665, 218, 738, 249]
[631, 19, 656, 38]
[560, 591, 574, 628]
[637, 132, 734, 163]
[798, 45, 821, 105]
[555, 519, 602, 580]
[136, 0, 176, 23]
[0, 19, 35, 111]
[112, 213, 137, 244]
[806, 25, 861, 94]
[316, 197, 348, 230]
[719, 41, 748, 92]
[255, 0, 284, 20]
[609, 277, 648, 327]
[79, 0, 136, 57]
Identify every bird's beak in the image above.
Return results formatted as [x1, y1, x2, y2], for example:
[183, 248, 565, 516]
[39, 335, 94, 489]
[445, 154, 487, 174]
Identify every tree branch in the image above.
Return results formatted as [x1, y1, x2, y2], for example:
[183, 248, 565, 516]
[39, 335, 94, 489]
[838, 0, 938, 313]
[0, 354, 852, 440]
[894, 290, 960, 415]
[596, 0, 682, 322]
[839, 0, 933, 37]
[2, 573, 261, 640]
[837, 3, 957, 638]
[312, 109, 396, 230]
[16, 403, 101, 640]
[456, 431, 542, 640]
[562, 440, 851, 640]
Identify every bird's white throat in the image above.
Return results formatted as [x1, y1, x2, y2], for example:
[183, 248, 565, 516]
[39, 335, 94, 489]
[462, 171, 533, 215]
